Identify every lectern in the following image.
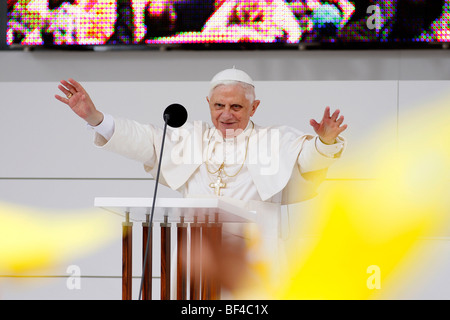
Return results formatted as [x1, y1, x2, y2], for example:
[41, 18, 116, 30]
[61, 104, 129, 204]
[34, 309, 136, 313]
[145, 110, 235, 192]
[94, 197, 256, 300]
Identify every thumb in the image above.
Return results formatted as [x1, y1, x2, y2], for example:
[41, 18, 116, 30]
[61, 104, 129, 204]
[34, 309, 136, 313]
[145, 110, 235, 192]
[310, 119, 319, 130]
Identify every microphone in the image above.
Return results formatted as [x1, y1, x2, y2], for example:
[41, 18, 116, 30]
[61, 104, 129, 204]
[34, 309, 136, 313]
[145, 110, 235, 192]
[139, 104, 188, 300]
[164, 103, 188, 128]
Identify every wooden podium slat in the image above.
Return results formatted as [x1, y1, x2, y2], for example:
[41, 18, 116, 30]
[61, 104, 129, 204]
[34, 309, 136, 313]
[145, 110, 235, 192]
[177, 217, 188, 300]
[160, 216, 171, 300]
[190, 217, 201, 300]
[122, 212, 133, 300]
[142, 216, 152, 300]
[201, 215, 211, 300]
[210, 214, 222, 300]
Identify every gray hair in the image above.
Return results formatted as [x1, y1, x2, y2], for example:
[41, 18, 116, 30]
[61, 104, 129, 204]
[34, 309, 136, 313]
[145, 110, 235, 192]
[208, 80, 256, 103]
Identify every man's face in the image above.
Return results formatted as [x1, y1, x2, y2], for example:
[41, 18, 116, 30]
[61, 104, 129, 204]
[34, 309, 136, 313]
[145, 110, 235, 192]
[207, 84, 260, 137]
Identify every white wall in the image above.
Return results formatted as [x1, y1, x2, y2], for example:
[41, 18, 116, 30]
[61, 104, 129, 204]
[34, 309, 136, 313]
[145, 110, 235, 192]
[1, 49, 450, 82]
[0, 49, 449, 300]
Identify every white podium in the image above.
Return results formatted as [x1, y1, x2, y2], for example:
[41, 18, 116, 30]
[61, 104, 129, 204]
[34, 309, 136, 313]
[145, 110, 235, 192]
[95, 197, 256, 300]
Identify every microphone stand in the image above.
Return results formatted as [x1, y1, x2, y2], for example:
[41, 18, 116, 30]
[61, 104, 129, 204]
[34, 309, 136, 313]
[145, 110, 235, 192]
[138, 113, 170, 300]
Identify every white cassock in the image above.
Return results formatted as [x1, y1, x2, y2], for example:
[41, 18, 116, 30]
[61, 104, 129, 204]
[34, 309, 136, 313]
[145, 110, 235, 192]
[91, 113, 345, 297]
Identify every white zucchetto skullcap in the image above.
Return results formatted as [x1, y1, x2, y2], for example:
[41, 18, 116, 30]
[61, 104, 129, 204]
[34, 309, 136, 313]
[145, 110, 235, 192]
[210, 67, 254, 90]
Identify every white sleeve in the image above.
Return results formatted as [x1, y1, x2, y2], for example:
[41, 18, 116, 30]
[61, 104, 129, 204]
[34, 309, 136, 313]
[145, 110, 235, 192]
[315, 136, 345, 158]
[86, 112, 115, 141]
[297, 136, 345, 174]
[92, 117, 159, 172]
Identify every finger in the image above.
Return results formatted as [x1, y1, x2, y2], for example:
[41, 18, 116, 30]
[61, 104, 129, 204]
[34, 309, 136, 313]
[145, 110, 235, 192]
[330, 109, 340, 121]
[55, 94, 69, 105]
[68, 78, 85, 93]
[323, 106, 330, 120]
[338, 124, 348, 133]
[309, 119, 320, 131]
[58, 84, 72, 97]
[58, 82, 70, 93]
[61, 79, 77, 93]
[61, 79, 75, 91]
[336, 115, 344, 125]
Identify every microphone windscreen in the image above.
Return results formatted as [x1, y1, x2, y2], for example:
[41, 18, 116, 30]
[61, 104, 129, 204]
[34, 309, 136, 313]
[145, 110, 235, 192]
[163, 103, 188, 128]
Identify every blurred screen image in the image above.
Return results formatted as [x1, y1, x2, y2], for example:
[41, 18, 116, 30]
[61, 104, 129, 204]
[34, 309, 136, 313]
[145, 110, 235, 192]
[6, 0, 450, 47]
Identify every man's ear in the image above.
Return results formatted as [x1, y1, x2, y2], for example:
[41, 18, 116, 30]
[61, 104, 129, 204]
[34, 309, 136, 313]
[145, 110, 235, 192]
[250, 100, 260, 116]
[206, 96, 210, 104]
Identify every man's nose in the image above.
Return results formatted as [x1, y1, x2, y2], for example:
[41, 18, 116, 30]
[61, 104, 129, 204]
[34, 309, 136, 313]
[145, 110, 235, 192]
[220, 107, 233, 119]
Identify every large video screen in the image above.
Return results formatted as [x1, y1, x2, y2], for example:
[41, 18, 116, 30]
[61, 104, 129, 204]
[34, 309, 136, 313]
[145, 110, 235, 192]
[6, 0, 450, 47]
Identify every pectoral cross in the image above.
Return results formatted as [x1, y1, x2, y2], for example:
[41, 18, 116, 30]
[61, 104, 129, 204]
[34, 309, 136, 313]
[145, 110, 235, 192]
[209, 175, 226, 196]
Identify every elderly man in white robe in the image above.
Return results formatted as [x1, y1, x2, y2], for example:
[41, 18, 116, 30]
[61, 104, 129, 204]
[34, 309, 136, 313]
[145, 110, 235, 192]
[55, 68, 347, 296]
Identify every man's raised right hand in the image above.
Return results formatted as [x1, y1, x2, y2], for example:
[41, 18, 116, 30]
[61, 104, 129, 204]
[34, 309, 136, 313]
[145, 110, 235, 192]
[55, 78, 104, 126]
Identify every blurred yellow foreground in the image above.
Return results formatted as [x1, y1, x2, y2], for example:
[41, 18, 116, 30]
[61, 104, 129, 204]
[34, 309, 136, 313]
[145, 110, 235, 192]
[243, 98, 450, 299]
